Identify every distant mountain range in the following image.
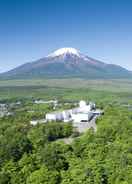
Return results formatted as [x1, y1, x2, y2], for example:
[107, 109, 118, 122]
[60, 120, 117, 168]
[1, 48, 132, 79]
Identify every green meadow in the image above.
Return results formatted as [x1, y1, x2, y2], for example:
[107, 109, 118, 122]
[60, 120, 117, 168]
[1, 78, 132, 92]
[0, 79, 132, 105]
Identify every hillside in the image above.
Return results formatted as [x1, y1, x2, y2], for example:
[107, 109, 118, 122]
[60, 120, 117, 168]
[1, 48, 131, 79]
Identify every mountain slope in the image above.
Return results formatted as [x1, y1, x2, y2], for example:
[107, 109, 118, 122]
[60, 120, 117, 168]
[1, 48, 131, 79]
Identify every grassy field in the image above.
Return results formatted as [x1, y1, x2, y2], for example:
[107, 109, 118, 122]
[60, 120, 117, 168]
[0, 78, 132, 104]
[0, 78, 132, 92]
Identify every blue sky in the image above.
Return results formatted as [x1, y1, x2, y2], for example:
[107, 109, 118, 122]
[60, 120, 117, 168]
[0, 0, 132, 72]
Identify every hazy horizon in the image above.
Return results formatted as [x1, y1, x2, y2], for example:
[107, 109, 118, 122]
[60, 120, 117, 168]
[0, 0, 132, 73]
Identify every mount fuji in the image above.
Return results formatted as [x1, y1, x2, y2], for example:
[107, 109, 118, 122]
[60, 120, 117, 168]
[1, 47, 131, 79]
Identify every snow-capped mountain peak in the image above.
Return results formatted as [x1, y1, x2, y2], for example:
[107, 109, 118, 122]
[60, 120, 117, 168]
[1, 47, 131, 79]
[47, 47, 82, 58]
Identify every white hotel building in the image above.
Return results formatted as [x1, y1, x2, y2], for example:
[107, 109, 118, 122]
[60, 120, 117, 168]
[45, 101, 99, 123]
